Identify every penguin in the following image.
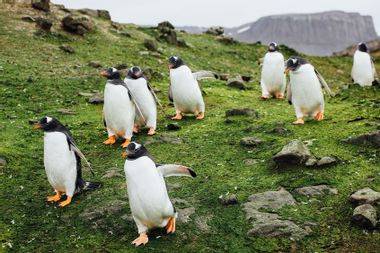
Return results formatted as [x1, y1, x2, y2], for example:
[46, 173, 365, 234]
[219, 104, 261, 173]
[33, 116, 102, 207]
[101, 67, 136, 148]
[122, 142, 196, 246]
[351, 42, 378, 87]
[285, 57, 332, 125]
[260, 42, 286, 99]
[124, 66, 160, 136]
[168, 56, 206, 120]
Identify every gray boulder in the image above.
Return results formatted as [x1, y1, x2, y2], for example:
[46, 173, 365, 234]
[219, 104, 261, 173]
[205, 27, 224, 36]
[227, 76, 246, 90]
[143, 39, 158, 51]
[349, 187, 380, 205]
[295, 185, 338, 197]
[62, 15, 93, 35]
[32, 0, 50, 12]
[97, 10, 111, 20]
[352, 204, 377, 229]
[88, 94, 104, 104]
[216, 35, 235, 44]
[59, 45, 75, 54]
[273, 140, 312, 167]
[245, 188, 297, 210]
[343, 130, 380, 148]
[219, 193, 238, 206]
[316, 156, 338, 167]
[35, 17, 52, 31]
[240, 137, 262, 147]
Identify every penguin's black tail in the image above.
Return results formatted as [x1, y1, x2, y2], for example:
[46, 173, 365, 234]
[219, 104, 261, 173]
[83, 181, 103, 190]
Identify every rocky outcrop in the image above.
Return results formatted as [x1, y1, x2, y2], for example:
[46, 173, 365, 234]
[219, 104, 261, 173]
[32, 0, 49, 12]
[225, 11, 378, 56]
[352, 204, 377, 229]
[62, 15, 93, 35]
[334, 39, 380, 56]
[342, 130, 380, 148]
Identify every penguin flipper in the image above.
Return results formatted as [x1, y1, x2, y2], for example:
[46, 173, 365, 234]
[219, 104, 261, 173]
[286, 82, 292, 105]
[168, 83, 174, 102]
[147, 82, 163, 108]
[192, 70, 218, 81]
[67, 139, 94, 175]
[157, 164, 196, 178]
[314, 69, 333, 97]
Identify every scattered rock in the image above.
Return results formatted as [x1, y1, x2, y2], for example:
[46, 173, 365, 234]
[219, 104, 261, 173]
[240, 137, 263, 147]
[88, 61, 103, 68]
[195, 215, 212, 232]
[167, 123, 181, 131]
[57, 108, 76, 115]
[157, 21, 178, 45]
[227, 76, 246, 90]
[273, 139, 313, 167]
[62, 15, 93, 35]
[352, 204, 377, 229]
[268, 122, 289, 135]
[225, 108, 259, 117]
[295, 185, 338, 197]
[35, 17, 52, 31]
[143, 39, 158, 51]
[157, 21, 174, 30]
[32, 0, 50, 12]
[102, 168, 123, 178]
[245, 188, 297, 210]
[316, 156, 338, 167]
[219, 74, 229, 81]
[88, 94, 104, 104]
[114, 63, 128, 70]
[111, 21, 122, 30]
[305, 157, 318, 167]
[21, 16, 35, 22]
[145, 134, 183, 145]
[205, 27, 224, 36]
[97, 10, 111, 20]
[219, 193, 238, 206]
[119, 31, 131, 37]
[78, 92, 94, 97]
[243, 159, 259, 166]
[349, 187, 380, 205]
[342, 130, 380, 148]
[59, 45, 75, 54]
[177, 207, 195, 224]
[216, 35, 235, 44]
[177, 38, 192, 48]
[241, 75, 252, 82]
[0, 157, 7, 169]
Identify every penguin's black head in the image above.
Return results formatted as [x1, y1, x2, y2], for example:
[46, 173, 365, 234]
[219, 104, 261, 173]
[168, 56, 184, 69]
[285, 57, 308, 74]
[127, 66, 143, 79]
[358, 42, 368, 52]
[122, 142, 149, 159]
[100, 67, 121, 80]
[33, 116, 63, 132]
[268, 42, 279, 52]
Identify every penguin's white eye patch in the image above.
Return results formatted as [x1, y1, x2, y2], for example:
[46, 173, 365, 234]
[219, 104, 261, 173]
[46, 116, 52, 123]
[291, 58, 297, 64]
[134, 142, 141, 149]
[111, 67, 117, 72]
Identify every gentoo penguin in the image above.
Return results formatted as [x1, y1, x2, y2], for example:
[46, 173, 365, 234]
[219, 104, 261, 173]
[101, 67, 136, 148]
[124, 66, 160, 136]
[33, 116, 102, 207]
[285, 57, 332, 125]
[168, 56, 206, 120]
[351, 42, 378, 87]
[260, 42, 286, 99]
[122, 142, 196, 246]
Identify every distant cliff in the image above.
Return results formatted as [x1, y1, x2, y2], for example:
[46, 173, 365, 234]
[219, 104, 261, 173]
[224, 11, 378, 56]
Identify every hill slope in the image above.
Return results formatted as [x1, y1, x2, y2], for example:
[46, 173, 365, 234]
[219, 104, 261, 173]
[1, 3, 380, 253]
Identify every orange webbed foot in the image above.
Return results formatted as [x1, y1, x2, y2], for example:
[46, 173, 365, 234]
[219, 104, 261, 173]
[293, 118, 305, 125]
[147, 128, 156, 136]
[133, 126, 139, 134]
[166, 217, 176, 234]
[315, 112, 324, 121]
[196, 112, 205, 120]
[131, 233, 148, 247]
[121, 139, 131, 148]
[171, 113, 182, 120]
[47, 191, 62, 202]
[103, 136, 116, 145]
[58, 196, 72, 207]
[275, 94, 284, 99]
[260, 96, 269, 100]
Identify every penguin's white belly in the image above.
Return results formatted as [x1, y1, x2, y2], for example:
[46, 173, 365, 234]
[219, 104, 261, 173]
[262, 53, 286, 93]
[170, 66, 204, 113]
[125, 157, 173, 228]
[104, 84, 135, 137]
[124, 78, 157, 129]
[290, 65, 324, 115]
[352, 51, 374, 87]
[44, 132, 77, 192]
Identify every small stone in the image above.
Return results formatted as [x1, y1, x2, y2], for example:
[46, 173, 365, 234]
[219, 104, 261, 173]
[241, 75, 252, 82]
[97, 10, 111, 20]
[143, 39, 158, 51]
[0, 157, 7, 169]
[352, 204, 377, 229]
[227, 76, 246, 90]
[220, 194, 238, 206]
[78, 92, 94, 97]
[316, 156, 338, 167]
[342, 130, 380, 148]
[205, 27, 224, 36]
[243, 159, 258, 166]
[245, 188, 297, 210]
[21, 16, 35, 22]
[114, 63, 128, 70]
[35, 17, 52, 31]
[225, 108, 259, 117]
[216, 35, 235, 44]
[32, 0, 50, 12]
[62, 15, 93, 35]
[295, 185, 338, 197]
[88, 61, 103, 68]
[57, 108, 76, 115]
[219, 74, 229, 81]
[88, 94, 104, 104]
[305, 157, 318, 167]
[167, 123, 181, 131]
[349, 187, 380, 205]
[102, 168, 123, 178]
[59, 45, 75, 54]
[273, 140, 312, 167]
[240, 137, 263, 147]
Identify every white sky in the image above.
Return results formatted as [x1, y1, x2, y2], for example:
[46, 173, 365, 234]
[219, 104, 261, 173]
[52, 0, 380, 33]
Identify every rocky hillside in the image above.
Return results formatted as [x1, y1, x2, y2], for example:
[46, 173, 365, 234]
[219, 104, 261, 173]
[1, 1, 380, 253]
[225, 11, 378, 56]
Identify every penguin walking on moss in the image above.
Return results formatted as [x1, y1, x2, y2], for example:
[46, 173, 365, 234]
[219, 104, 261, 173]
[260, 42, 286, 99]
[285, 57, 332, 125]
[33, 116, 101, 207]
[351, 42, 378, 87]
[101, 67, 136, 148]
[124, 66, 161, 136]
[122, 142, 196, 246]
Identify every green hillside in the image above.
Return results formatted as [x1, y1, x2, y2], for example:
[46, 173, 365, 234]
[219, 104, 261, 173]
[1, 4, 380, 253]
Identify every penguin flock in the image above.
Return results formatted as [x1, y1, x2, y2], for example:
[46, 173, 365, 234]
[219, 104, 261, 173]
[32, 43, 378, 246]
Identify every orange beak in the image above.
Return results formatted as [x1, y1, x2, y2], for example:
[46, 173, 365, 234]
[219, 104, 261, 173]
[284, 68, 290, 75]
[122, 151, 128, 158]
[33, 125, 41, 130]
[100, 73, 109, 77]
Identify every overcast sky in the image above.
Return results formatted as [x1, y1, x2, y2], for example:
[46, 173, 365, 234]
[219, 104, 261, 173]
[52, 0, 380, 33]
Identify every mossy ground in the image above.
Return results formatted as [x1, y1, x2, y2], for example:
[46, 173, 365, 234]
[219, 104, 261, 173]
[1, 6, 380, 253]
